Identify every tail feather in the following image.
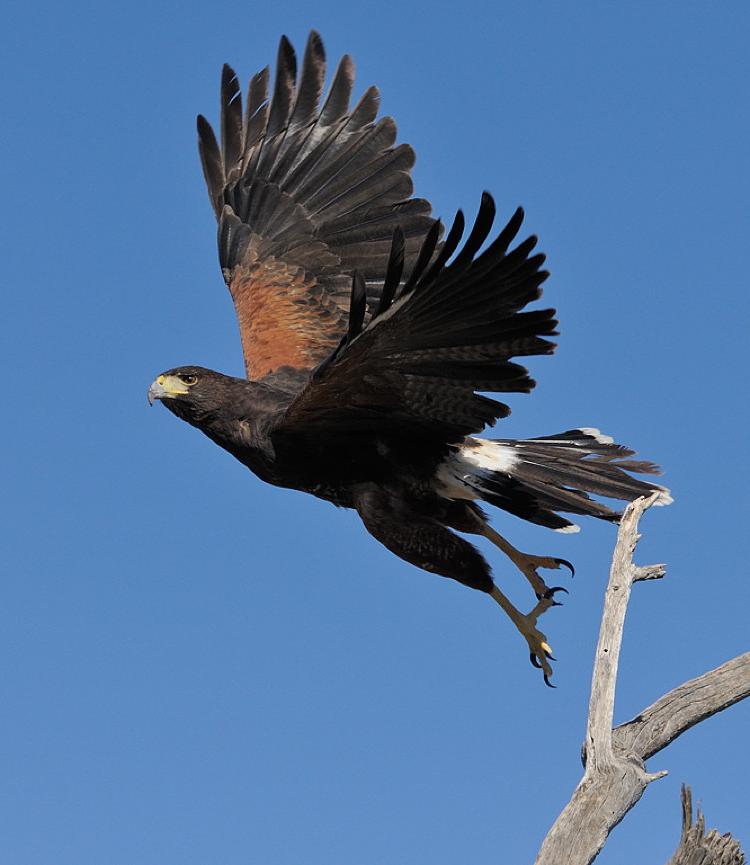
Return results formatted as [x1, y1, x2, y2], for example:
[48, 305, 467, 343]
[435, 428, 672, 532]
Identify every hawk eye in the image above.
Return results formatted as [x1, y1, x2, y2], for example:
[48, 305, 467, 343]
[178, 374, 198, 385]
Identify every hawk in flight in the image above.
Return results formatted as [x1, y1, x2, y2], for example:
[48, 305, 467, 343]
[149, 31, 670, 685]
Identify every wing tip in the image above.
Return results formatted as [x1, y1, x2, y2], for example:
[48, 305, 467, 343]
[307, 29, 325, 57]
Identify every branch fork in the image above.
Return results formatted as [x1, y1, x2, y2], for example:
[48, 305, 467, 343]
[533, 495, 749, 865]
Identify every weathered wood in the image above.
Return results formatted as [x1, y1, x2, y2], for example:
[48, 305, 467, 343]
[614, 653, 750, 760]
[535, 494, 665, 865]
[666, 786, 745, 865]
[534, 495, 749, 865]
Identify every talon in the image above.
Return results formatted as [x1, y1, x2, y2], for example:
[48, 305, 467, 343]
[554, 557, 575, 577]
[535, 586, 568, 603]
[546, 586, 567, 606]
[529, 645, 556, 683]
[490, 584, 557, 687]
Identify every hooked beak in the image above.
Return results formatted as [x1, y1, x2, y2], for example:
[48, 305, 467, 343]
[147, 379, 164, 406]
[147, 374, 189, 406]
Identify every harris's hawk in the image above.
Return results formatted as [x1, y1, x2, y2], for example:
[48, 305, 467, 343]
[149, 31, 670, 685]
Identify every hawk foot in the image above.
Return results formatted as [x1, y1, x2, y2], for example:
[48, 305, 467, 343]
[490, 587, 560, 687]
[513, 553, 574, 598]
[478, 524, 574, 599]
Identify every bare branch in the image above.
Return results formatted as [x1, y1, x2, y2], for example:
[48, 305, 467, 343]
[535, 495, 664, 865]
[666, 785, 745, 865]
[534, 496, 750, 865]
[614, 653, 750, 761]
[585, 492, 664, 771]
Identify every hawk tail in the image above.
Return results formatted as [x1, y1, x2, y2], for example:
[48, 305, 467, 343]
[436, 428, 672, 532]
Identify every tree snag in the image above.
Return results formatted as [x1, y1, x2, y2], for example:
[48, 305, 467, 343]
[534, 494, 749, 865]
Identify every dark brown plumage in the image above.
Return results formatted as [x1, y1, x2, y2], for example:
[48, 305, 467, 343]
[149, 31, 670, 685]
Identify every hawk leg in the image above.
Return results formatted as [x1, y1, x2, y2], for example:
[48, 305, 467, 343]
[489, 585, 558, 686]
[478, 523, 574, 601]
[355, 487, 560, 684]
[354, 486, 494, 593]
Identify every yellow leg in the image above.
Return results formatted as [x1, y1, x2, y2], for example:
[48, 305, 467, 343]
[480, 524, 573, 599]
[490, 584, 557, 686]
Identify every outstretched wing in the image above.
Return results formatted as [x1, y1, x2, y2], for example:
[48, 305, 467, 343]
[272, 194, 557, 447]
[198, 31, 438, 384]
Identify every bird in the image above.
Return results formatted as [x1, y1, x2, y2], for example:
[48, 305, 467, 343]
[148, 31, 671, 685]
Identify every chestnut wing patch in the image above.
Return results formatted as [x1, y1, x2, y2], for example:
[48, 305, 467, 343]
[198, 32, 438, 387]
[229, 255, 347, 379]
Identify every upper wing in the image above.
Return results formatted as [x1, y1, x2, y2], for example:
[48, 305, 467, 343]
[271, 194, 557, 447]
[197, 31, 438, 384]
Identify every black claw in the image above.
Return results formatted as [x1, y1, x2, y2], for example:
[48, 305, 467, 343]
[537, 585, 568, 606]
[555, 557, 575, 577]
[531, 650, 556, 686]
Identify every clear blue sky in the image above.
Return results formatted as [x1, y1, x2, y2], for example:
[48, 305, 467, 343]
[2, 2, 748, 862]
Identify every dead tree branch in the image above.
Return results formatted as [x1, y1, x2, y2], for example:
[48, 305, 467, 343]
[534, 495, 750, 865]
[667, 785, 745, 865]
[614, 653, 750, 761]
